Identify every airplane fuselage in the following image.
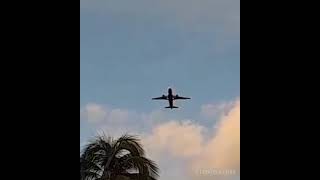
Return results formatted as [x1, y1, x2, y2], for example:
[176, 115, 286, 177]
[167, 88, 174, 108]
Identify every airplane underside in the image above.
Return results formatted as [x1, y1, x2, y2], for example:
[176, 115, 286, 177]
[166, 99, 178, 109]
[152, 88, 190, 109]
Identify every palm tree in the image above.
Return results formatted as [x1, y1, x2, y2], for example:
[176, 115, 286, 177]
[80, 134, 159, 180]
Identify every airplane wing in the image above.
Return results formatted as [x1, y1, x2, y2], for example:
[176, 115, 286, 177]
[152, 95, 167, 100]
[173, 95, 190, 100]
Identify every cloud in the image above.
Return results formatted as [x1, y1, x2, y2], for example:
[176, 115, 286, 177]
[141, 99, 240, 180]
[108, 108, 130, 123]
[81, 103, 171, 138]
[201, 100, 236, 118]
[190, 99, 240, 179]
[80, 104, 132, 124]
[81, 103, 108, 123]
[143, 120, 205, 158]
[80, 98, 240, 180]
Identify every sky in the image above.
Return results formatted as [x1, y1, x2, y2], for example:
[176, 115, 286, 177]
[80, 0, 240, 179]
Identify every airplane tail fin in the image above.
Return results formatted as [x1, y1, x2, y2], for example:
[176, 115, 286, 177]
[165, 106, 178, 109]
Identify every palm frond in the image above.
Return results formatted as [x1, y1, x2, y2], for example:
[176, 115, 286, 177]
[113, 134, 145, 157]
[116, 173, 158, 180]
[124, 156, 159, 179]
[111, 154, 134, 173]
[81, 133, 160, 180]
[80, 157, 103, 173]
[80, 170, 100, 180]
[81, 136, 114, 165]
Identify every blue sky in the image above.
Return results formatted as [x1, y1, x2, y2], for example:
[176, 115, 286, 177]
[81, 0, 239, 179]
[80, 0, 239, 108]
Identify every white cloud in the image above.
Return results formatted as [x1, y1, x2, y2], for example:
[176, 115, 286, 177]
[143, 120, 205, 158]
[140, 99, 240, 180]
[81, 103, 108, 123]
[190, 99, 240, 179]
[108, 109, 129, 123]
[80, 98, 240, 180]
[81, 103, 171, 139]
[201, 100, 236, 118]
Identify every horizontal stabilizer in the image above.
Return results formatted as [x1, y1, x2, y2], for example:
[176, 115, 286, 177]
[165, 106, 178, 108]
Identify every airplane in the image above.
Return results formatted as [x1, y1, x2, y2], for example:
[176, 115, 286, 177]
[152, 87, 190, 109]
